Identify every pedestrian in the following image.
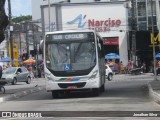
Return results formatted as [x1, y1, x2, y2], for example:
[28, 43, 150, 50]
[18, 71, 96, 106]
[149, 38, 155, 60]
[37, 65, 41, 78]
[27, 65, 34, 79]
[2, 64, 6, 70]
[142, 62, 146, 73]
[120, 61, 125, 74]
[158, 60, 160, 67]
[113, 62, 119, 74]
[7, 63, 11, 68]
[127, 60, 133, 73]
[0, 65, 2, 79]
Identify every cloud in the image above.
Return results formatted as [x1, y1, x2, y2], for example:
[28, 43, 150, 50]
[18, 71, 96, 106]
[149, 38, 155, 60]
[5, 0, 32, 17]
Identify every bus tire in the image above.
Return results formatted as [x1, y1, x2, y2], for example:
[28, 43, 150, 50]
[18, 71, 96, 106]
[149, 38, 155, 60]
[100, 84, 105, 92]
[92, 88, 99, 96]
[52, 91, 59, 98]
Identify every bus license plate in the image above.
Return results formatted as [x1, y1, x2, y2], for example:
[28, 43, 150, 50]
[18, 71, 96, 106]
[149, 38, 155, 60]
[67, 86, 77, 89]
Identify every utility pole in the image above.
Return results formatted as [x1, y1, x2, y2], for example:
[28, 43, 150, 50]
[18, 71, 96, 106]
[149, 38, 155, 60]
[8, 0, 14, 66]
[151, 0, 157, 80]
[19, 32, 22, 61]
[131, 0, 137, 67]
[26, 24, 29, 59]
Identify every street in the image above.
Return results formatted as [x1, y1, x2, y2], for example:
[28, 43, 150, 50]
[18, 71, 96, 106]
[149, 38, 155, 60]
[0, 73, 160, 120]
[0, 0, 160, 119]
[0, 78, 45, 98]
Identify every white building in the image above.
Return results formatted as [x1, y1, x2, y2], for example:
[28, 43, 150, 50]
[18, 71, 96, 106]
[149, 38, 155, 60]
[39, 1, 129, 65]
[31, 0, 111, 21]
[31, 0, 129, 65]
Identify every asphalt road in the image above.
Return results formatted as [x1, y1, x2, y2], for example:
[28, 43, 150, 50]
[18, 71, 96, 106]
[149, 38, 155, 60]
[0, 73, 160, 120]
[0, 78, 45, 96]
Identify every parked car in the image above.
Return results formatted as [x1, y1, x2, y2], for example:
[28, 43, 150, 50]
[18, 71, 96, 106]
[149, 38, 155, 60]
[105, 65, 114, 81]
[1, 67, 31, 85]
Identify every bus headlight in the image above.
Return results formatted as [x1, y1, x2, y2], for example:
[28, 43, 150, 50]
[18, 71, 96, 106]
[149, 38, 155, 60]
[89, 70, 98, 80]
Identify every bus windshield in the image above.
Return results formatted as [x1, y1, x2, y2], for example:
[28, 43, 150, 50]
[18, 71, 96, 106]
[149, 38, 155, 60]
[45, 32, 96, 76]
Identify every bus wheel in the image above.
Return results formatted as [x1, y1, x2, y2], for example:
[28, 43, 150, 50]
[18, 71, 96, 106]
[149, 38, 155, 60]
[100, 84, 105, 92]
[52, 91, 59, 98]
[92, 88, 99, 96]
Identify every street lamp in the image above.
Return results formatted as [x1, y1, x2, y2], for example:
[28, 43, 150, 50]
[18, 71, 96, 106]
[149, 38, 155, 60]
[151, 0, 157, 80]
[131, 0, 137, 66]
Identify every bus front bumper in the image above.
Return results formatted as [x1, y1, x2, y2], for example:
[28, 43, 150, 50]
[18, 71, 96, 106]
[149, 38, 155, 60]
[46, 78, 100, 91]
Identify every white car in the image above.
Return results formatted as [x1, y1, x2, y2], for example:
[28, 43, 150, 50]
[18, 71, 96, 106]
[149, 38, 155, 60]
[105, 65, 114, 81]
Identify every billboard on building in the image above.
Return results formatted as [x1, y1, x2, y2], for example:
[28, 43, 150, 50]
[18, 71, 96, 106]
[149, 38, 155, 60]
[61, 4, 127, 35]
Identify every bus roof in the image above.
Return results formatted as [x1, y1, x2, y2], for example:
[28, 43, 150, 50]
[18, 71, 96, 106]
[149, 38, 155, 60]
[45, 30, 96, 35]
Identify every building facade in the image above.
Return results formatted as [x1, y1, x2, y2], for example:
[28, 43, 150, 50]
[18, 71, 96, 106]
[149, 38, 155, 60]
[40, 2, 129, 65]
[0, 0, 156, 67]
[32, 0, 111, 21]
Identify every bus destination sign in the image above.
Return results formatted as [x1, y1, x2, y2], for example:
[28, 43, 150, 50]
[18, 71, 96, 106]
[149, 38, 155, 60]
[53, 33, 88, 40]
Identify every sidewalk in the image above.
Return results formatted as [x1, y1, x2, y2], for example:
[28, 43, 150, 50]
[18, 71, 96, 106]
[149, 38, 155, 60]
[148, 80, 160, 104]
[0, 78, 45, 103]
[114, 73, 160, 104]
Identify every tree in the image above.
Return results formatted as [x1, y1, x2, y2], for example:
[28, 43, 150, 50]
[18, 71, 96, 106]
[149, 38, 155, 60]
[0, 0, 9, 43]
[12, 15, 32, 23]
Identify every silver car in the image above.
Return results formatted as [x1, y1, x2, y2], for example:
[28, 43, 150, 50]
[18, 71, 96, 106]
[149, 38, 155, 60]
[1, 67, 31, 85]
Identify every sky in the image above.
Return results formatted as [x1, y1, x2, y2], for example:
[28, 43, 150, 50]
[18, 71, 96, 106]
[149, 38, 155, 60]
[5, 0, 32, 17]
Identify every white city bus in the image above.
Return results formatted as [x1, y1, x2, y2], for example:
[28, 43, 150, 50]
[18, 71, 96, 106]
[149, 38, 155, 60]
[44, 30, 106, 98]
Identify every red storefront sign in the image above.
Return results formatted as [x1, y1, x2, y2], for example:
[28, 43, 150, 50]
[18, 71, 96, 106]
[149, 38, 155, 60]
[103, 37, 119, 45]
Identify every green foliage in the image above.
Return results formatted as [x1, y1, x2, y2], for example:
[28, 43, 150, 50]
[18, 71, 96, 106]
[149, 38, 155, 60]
[12, 15, 32, 23]
[0, 0, 9, 43]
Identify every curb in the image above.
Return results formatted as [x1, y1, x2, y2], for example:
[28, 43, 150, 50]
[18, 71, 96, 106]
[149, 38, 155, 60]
[0, 86, 45, 103]
[148, 83, 160, 104]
